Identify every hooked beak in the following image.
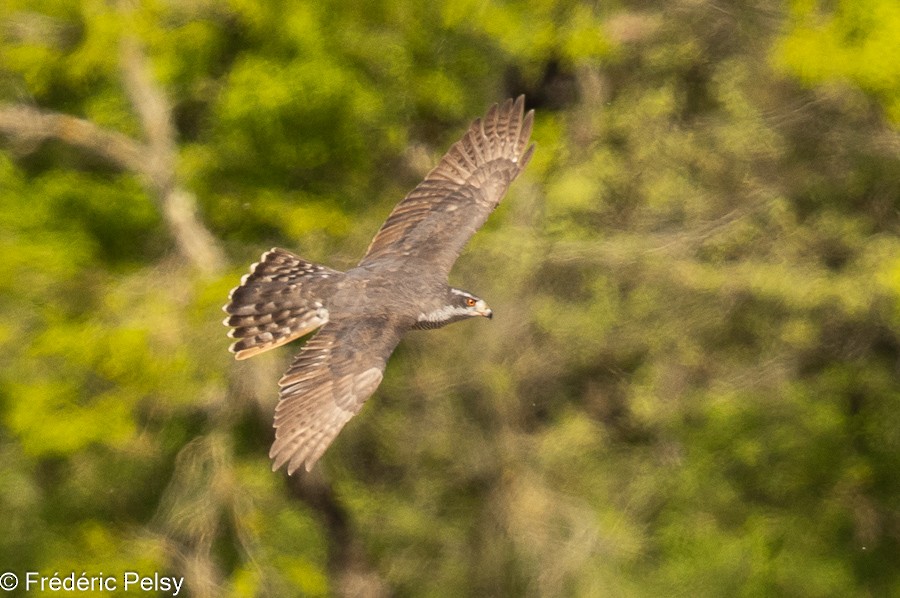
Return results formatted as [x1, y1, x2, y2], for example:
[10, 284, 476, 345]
[475, 299, 493, 319]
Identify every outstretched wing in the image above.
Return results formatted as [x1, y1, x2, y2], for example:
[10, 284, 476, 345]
[359, 96, 534, 278]
[269, 318, 404, 474]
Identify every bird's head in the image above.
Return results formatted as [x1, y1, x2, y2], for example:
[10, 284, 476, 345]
[450, 288, 493, 320]
[414, 288, 492, 330]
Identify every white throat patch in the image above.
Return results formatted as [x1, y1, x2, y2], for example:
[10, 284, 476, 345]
[417, 304, 472, 325]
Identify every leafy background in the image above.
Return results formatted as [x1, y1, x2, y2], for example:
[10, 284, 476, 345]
[1, 0, 898, 596]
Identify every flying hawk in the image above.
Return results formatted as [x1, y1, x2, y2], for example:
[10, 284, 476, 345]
[224, 97, 534, 474]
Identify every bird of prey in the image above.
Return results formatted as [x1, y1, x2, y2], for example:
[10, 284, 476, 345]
[224, 96, 534, 474]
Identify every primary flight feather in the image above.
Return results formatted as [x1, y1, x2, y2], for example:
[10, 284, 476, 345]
[224, 96, 535, 473]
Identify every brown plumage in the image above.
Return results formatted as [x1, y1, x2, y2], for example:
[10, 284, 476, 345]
[224, 96, 535, 473]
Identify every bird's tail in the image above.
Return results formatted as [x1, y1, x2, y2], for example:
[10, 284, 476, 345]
[223, 248, 341, 359]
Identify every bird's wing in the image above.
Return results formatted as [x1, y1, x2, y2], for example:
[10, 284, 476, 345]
[269, 317, 403, 474]
[359, 96, 534, 278]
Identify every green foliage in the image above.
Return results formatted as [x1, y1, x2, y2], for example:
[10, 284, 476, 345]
[775, 0, 900, 122]
[1, 0, 898, 596]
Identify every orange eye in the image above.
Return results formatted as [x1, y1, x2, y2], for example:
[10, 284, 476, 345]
[465, 297, 477, 307]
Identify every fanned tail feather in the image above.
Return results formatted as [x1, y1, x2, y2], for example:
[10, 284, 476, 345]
[223, 248, 341, 359]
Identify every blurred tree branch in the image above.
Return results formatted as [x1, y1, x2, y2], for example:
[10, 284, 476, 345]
[288, 473, 388, 598]
[0, 26, 228, 275]
[0, 104, 144, 171]
[117, 35, 226, 275]
[0, 97, 225, 274]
